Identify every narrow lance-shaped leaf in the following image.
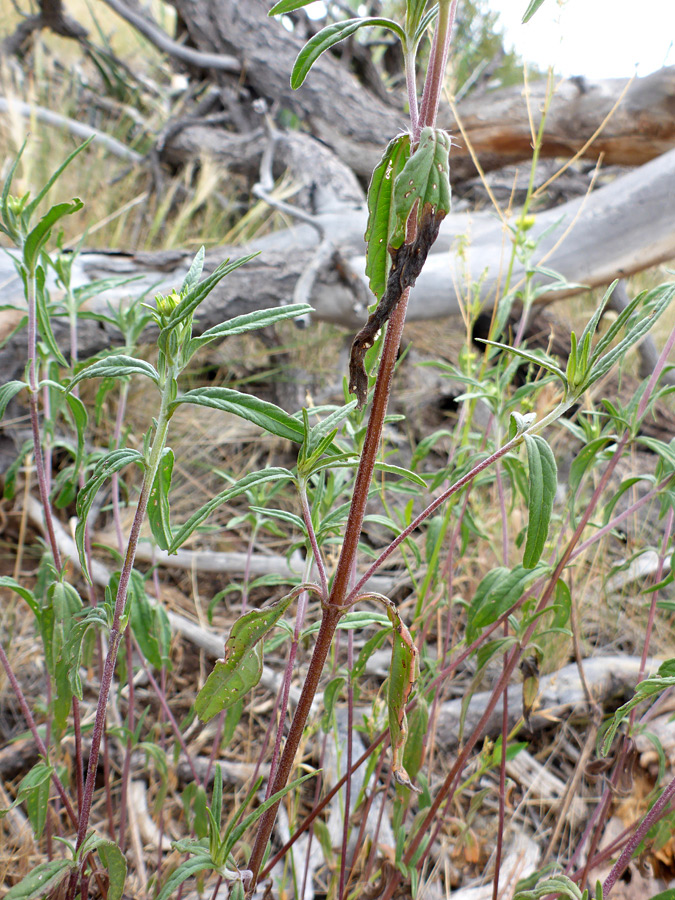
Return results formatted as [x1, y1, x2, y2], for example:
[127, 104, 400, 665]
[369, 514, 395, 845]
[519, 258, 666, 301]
[148, 448, 174, 551]
[523, 434, 557, 569]
[67, 354, 160, 391]
[514, 873, 585, 900]
[75, 448, 145, 581]
[159, 252, 259, 342]
[602, 660, 675, 754]
[521, 0, 548, 24]
[65, 393, 88, 478]
[155, 858, 215, 900]
[79, 836, 128, 900]
[477, 339, 568, 391]
[170, 387, 306, 443]
[387, 605, 420, 792]
[186, 303, 313, 358]
[180, 245, 205, 294]
[364, 134, 411, 301]
[3, 860, 75, 900]
[0, 381, 26, 420]
[23, 200, 84, 274]
[466, 564, 550, 644]
[168, 467, 294, 553]
[270, 0, 328, 14]
[50, 581, 84, 734]
[581, 282, 675, 392]
[34, 265, 68, 366]
[290, 18, 406, 90]
[195, 586, 315, 720]
[23, 136, 93, 221]
[391, 126, 451, 249]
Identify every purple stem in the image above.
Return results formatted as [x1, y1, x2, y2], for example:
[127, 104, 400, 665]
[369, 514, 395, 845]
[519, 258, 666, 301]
[604, 776, 675, 894]
[137, 641, 203, 787]
[338, 629, 354, 900]
[299, 482, 329, 601]
[418, 0, 458, 131]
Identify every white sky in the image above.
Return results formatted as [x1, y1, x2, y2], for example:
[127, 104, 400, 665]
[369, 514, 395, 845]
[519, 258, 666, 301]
[489, 0, 675, 80]
[306, 1, 675, 81]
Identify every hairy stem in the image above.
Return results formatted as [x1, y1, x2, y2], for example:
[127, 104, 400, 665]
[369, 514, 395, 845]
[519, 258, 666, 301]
[75, 383, 174, 852]
[246, 290, 412, 892]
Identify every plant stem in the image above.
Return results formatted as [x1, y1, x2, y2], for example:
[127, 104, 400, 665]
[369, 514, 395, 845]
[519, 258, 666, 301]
[406, 47, 420, 142]
[246, 290, 412, 893]
[604, 775, 675, 895]
[75, 381, 174, 852]
[26, 269, 61, 570]
[418, 0, 457, 131]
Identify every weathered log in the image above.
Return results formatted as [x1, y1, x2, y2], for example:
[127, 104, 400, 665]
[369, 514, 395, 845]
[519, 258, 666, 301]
[164, 0, 675, 180]
[1, 146, 673, 391]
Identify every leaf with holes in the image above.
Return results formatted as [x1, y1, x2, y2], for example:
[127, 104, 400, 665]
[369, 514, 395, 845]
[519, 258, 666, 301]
[195, 588, 310, 720]
[390, 127, 451, 249]
[364, 134, 411, 301]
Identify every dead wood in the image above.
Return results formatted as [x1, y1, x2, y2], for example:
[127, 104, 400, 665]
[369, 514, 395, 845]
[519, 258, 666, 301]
[98, 0, 239, 73]
[162, 0, 675, 180]
[1, 145, 673, 393]
[1, 0, 87, 56]
[434, 655, 662, 750]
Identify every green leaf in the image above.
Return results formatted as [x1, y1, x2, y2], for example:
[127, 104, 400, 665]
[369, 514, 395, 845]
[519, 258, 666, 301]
[364, 134, 411, 301]
[0, 381, 26, 420]
[48, 581, 84, 733]
[269, 0, 322, 12]
[477, 339, 568, 391]
[34, 265, 67, 366]
[68, 354, 160, 390]
[402, 698, 428, 783]
[602, 660, 675, 754]
[321, 675, 346, 731]
[94, 840, 127, 900]
[352, 626, 392, 684]
[388, 614, 419, 791]
[582, 282, 675, 392]
[391, 126, 451, 248]
[16, 762, 53, 839]
[127, 570, 172, 670]
[168, 467, 294, 553]
[23, 137, 93, 221]
[290, 18, 405, 90]
[155, 857, 215, 900]
[1, 138, 27, 237]
[514, 873, 584, 899]
[158, 253, 259, 342]
[148, 448, 174, 551]
[0, 576, 39, 616]
[568, 437, 613, 506]
[195, 589, 303, 720]
[171, 388, 305, 443]
[521, 0, 548, 24]
[75, 449, 145, 581]
[23, 200, 84, 273]
[372, 461, 426, 487]
[65, 392, 88, 478]
[466, 565, 549, 644]
[4, 860, 75, 900]
[523, 435, 557, 568]
[226, 770, 319, 850]
[180, 246, 205, 294]
[186, 304, 313, 358]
